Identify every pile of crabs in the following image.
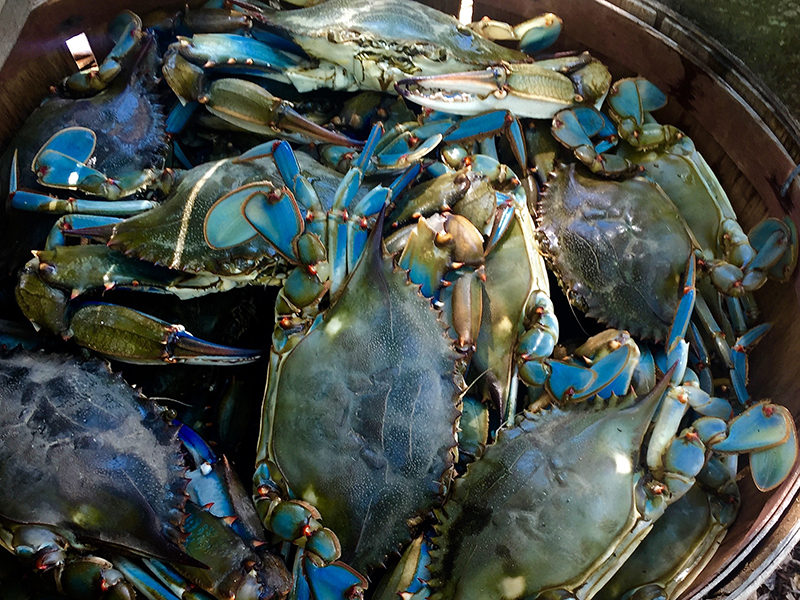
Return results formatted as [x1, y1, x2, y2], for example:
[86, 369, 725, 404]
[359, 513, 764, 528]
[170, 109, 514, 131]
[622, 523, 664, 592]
[1, 0, 798, 599]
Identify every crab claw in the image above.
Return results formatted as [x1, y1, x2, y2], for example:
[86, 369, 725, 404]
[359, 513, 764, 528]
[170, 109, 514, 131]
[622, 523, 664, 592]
[397, 56, 610, 119]
[64, 11, 144, 93]
[468, 13, 563, 55]
[694, 401, 798, 491]
[606, 78, 682, 149]
[203, 78, 363, 147]
[550, 107, 634, 177]
[396, 63, 581, 119]
[23, 127, 170, 202]
[68, 302, 262, 365]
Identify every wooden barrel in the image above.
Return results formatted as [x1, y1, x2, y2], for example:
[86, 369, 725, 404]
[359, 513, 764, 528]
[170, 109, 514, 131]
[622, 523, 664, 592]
[0, 0, 797, 598]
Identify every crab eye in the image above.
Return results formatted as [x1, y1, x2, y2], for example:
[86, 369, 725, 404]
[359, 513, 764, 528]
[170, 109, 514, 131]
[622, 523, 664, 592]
[489, 65, 506, 79]
[453, 172, 470, 191]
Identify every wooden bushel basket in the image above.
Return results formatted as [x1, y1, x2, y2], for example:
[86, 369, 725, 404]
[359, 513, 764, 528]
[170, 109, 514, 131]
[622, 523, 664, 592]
[1, 0, 798, 598]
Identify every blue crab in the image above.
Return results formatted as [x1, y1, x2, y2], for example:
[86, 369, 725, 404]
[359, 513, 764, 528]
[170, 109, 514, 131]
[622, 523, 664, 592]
[5, 9, 361, 224]
[0, 349, 292, 600]
[13, 135, 386, 364]
[255, 206, 463, 574]
[4, 13, 170, 208]
[159, 0, 610, 179]
[423, 372, 687, 600]
[233, 0, 557, 87]
[370, 372, 709, 600]
[606, 80, 798, 346]
[534, 161, 791, 410]
[0, 13, 167, 286]
[537, 79, 799, 409]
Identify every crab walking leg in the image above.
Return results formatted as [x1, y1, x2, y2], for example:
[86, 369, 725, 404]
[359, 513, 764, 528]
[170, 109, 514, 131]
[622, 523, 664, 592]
[686, 321, 714, 394]
[730, 323, 772, 403]
[10, 149, 160, 214]
[113, 557, 197, 600]
[649, 262, 734, 438]
[658, 260, 771, 408]
[647, 264, 798, 491]
[323, 118, 443, 175]
[691, 292, 735, 368]
[372, 535, 433, 600]
[10, 188, 158, 216]
[271, 136, 418, 265]
[750, 216, 799, 283]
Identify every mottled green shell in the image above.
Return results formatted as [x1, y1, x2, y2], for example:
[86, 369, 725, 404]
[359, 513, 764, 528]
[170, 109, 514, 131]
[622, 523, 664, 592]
[108, 151, 357, 277]
[428, 390, 664, 600]
[266, 232, 461, 572]
[267, 0, 526, 68]
[0, 351, 191, 565]
[537, 164, 695, 340]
